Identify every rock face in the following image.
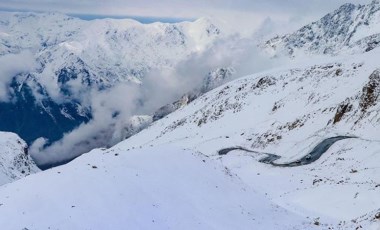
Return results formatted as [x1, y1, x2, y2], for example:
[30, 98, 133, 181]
[153, 67, 236, 122]
[264, 0, 380, 56]
[0, 132, 39, 186]
[153, 93, 199, 121]
[118, 115, 153, 140]
[201, 67, 236, 93]
[359, 69, 380, 112]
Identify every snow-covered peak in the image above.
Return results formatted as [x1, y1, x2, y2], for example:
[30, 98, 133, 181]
[0, 11, 225, 95]
[0, 11, 81, 53]
[191, 17, 222, 35]
[264, 0, 380, 56]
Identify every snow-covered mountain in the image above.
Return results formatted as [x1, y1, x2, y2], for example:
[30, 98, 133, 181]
[264, 0, 380, 57]
[1, 47, 379, 228]
[0, 11, 224, 146]
[132, 0, 380, 144]
[99, 50, 380, 229]
[1, 1, 380, 229]
[0, 132, 39, 186]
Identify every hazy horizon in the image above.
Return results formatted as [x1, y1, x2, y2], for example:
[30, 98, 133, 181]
[0, 0, 373, 35]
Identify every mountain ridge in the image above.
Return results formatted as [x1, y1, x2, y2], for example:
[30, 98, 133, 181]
[0, 12, 225, 151]
[264, 0, 380, 56]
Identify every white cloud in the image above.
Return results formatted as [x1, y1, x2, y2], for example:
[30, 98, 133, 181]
[30, 33, 282, 165]
[0, 51, 37, 101]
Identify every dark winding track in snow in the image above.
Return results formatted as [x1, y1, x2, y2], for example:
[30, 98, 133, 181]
[218, 136, 355, 167]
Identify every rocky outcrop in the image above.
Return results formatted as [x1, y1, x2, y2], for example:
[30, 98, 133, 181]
[0, 132, 39, 186]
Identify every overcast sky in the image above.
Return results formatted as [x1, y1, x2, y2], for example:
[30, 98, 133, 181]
[0, 0, 372, 35]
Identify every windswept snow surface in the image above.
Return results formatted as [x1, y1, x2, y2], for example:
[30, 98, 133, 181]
[0, 146, 312, 230]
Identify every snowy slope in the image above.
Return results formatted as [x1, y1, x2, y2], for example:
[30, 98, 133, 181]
[1, 2, 380, 229]
[107, 49, 380, 229]
[0, 132, 39, 186]
[1, 49, 379, 229]
[0, 146, 313, 230]
[264, 0, 380, 57]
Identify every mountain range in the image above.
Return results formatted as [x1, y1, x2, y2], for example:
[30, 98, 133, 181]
[0, 1, 380, 229]
[265, 0, 380, 56]
[0, 12, 224, 151]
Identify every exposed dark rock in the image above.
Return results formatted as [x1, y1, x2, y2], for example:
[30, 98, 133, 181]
[333, 102, 353, 124]
[359, 70, 380, 112]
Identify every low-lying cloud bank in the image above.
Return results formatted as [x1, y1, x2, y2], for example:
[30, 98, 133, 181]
[0, 51, 37, 101]
[28, 34, 284, 166]
[0, 18, 295, 167]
